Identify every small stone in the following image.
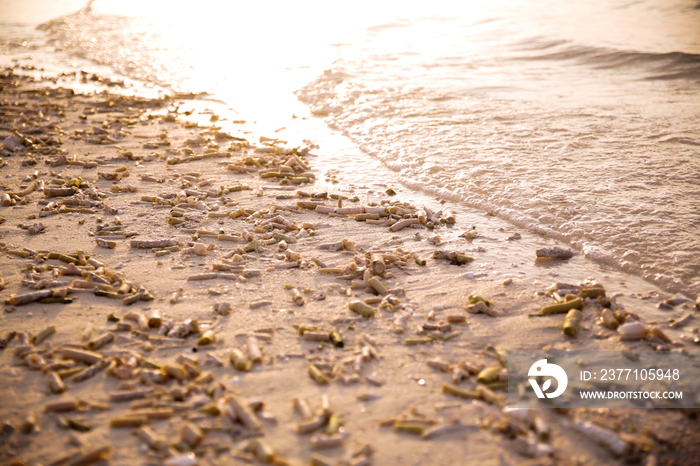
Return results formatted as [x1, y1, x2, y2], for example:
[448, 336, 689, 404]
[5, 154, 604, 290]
[657, 302, 674, 311]
[535, 247, 576, 260]
[466, 301, 497, 317]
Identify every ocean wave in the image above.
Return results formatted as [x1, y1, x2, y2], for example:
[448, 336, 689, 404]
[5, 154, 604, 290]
[511, 40, 700, 80]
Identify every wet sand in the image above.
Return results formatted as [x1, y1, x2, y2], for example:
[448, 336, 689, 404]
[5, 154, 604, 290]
[1, 69, 699, 466]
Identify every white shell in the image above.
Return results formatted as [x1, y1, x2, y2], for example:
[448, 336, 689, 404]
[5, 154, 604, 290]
[618, 322, 644, 340]
[164, 453, 197, 466]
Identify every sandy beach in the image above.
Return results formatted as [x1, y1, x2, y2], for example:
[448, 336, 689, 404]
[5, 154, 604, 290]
[1, 68, 700, 466]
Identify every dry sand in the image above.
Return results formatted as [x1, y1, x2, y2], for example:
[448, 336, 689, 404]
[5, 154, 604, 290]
[1, 68, 699, 466]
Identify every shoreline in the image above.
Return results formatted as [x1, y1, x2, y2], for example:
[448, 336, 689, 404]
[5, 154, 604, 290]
[2, 16, 696, 299]
[1, 69, 699, 465]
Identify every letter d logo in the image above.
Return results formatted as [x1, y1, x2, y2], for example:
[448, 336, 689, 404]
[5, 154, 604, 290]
[528, 359, 568, 398]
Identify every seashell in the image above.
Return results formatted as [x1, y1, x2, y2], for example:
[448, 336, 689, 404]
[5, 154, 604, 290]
[618, 322, 645, 341]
